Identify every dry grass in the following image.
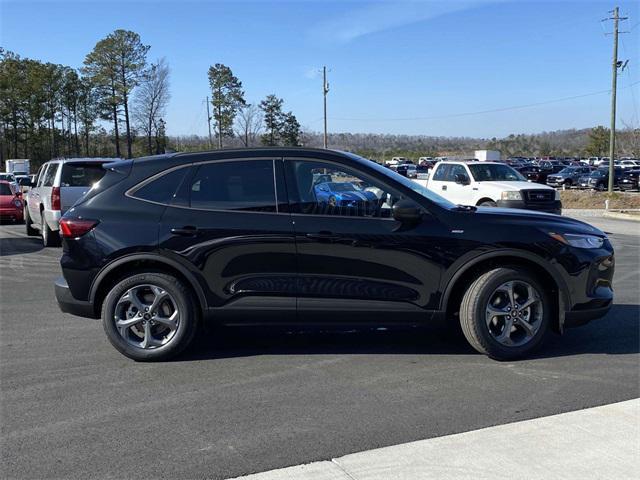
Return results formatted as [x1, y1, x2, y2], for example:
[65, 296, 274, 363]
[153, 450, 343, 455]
[560, 190, 640, 210]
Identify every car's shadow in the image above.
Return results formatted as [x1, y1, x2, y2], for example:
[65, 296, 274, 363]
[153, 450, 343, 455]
[178, 304, 640, 361]
[0, 236, 44, 256]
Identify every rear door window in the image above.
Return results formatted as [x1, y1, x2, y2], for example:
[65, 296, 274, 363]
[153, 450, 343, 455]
[61, 163, 106, 187]
[188, 160, 277, 212]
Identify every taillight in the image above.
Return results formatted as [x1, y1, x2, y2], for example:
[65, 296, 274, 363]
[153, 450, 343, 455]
[59, 218, 99, 238]
[51, 186, 61, 210]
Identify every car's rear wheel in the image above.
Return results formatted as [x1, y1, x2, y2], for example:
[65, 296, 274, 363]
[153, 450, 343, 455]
[101, 272, 199, 361]
[479, 200, 497, 207]
[24, 207, 38, 236]
[41, 215, 60, 247]
[459, 267, 550, 360]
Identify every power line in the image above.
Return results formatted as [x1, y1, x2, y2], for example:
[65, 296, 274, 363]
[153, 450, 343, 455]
[328, 82, 640, 123]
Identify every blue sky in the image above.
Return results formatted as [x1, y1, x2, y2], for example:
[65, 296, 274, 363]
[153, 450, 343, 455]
[1, 0, 638, 138]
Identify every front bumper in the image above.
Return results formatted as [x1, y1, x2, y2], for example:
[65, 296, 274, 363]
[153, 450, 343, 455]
[55, 276, 99, 319]
[496, 199, 562, 215]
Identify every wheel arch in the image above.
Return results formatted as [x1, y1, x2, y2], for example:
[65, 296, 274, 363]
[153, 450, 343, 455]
[89, 254, 208, 318]
[475, 197, 496, 206]
[441, 250, 570, 333]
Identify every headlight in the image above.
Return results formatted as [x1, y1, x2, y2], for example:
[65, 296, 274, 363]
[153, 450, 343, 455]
[13, 200, 22, 208]
[549, 232, 605, 249]
[501, 191, 522, 201]
[555, 190, 561, 200]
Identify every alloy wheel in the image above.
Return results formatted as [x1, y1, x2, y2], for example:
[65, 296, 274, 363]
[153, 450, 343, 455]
[485, 280, 543, 347]
[114, 284, 180, 349]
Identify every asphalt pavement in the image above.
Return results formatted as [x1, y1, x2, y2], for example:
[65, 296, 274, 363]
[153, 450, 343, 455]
[0, 215, 638, 480]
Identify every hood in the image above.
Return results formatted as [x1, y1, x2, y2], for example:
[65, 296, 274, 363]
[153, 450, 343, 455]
[469, 207, 605, 236]
[339, 191, 375, 201]
[476, 181, 554, 191]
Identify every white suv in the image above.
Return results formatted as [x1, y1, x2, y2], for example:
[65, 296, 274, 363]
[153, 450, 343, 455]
[426, 161, 561, 214]
[25, 158, 112, 246]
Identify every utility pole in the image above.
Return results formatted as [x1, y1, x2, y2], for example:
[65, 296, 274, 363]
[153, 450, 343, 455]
[323, 66, 329, 149]
[605, 7, 628, 192]
[205, 96, 213, 149]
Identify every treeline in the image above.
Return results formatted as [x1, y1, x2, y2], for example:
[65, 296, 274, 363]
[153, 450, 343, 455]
[169, 126, 640, 162]
[0, 31, 303, 169]
[0, 30, 170, 166]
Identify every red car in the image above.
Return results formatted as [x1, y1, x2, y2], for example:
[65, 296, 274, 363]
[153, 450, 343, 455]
[0, 180, 24, 223]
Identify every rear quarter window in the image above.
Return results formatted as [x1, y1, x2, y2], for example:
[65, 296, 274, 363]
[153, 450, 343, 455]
[61, 163, 106, 187]
[130, 167, 190, 205]
[42, 163, 59, 186]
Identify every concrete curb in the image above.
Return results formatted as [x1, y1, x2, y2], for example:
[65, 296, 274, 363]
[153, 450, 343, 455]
[229, 399, 640, 480]
[602, 211, 640, 222]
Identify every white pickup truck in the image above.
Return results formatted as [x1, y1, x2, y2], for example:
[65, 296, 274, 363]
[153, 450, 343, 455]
[425, 161, 561, 214]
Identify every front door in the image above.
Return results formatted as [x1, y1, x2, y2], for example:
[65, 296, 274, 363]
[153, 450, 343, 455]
[284, 157, 443, 323]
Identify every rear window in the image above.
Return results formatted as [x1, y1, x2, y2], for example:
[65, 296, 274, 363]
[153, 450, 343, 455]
[0, 183, 13, 195]
[61, 163, 106, 187]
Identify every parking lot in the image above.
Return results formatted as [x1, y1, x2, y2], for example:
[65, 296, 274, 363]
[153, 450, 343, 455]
[0, 215, 639, 480]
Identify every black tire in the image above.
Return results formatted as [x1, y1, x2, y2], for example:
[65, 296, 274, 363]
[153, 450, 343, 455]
[101, 272, 199, 361]
[565, 179, 573, 187]
[24, 207, 38, 236]
[41, 215, 60, 247]
[459, 267, 550, 360]
[596, 183, 605, 192]
[479, 200, 497, 207]
[328, 195, 337, 207]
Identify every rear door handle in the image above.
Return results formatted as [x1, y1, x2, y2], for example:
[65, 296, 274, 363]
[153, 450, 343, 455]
[170, 226, 198, 236]
[305, 232, 341, 241]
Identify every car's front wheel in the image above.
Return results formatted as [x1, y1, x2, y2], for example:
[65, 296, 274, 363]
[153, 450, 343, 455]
[459, 268, 550, 360]
[101, 272, 199, 361]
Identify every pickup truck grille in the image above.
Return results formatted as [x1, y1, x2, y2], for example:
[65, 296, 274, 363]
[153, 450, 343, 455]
[523, 189, 554, 203]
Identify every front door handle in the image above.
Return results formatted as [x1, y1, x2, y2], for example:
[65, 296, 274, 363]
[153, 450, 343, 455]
[305, 232, 341, 241]
[442, 185, 447, 191]
[170, 226, 198, 237]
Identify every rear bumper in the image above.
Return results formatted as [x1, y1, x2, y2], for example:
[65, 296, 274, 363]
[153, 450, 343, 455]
[55, 276, 99, 319]
[0, 207, 23, 221]
[44, 209, 61, 231]
[496, 199, 562, 215]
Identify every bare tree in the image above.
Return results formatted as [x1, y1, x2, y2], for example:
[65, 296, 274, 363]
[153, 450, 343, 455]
[234, 104, 262, 147]
[134, 58, 170, 155]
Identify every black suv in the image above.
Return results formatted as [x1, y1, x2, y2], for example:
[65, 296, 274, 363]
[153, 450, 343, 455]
[55, 149, 614, 361]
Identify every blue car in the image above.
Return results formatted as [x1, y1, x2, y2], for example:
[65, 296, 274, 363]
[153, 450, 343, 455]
[314, 182, 378, 209]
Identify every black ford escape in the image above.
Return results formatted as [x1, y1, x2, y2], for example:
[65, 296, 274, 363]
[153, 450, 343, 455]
[55, 148, 614, 361]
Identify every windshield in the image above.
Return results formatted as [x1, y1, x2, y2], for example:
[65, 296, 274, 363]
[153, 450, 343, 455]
[468, 163, 525, 182]
[348, 153, 456, 209]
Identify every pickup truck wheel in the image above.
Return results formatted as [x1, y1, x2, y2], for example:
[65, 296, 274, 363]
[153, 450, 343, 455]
[102, 272, 199, 361]
[41, 216, 60, 247]
[479, 200, 497, 207]
[459, 267, 550, 360]
[24, 207, 38, 236]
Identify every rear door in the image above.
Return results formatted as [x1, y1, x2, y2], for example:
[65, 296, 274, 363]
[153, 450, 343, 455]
[158, 157, 297, 321]
[59, 162, 107, 214]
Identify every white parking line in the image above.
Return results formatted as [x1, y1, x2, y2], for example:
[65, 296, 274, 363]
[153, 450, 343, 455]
[229, 399, 640, 480]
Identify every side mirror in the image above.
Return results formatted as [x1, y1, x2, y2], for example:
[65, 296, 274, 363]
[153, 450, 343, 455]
[392, 199, 422, 224]
[454, 173, 470, 185]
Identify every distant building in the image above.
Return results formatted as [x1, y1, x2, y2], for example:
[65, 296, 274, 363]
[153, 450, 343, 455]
[474, 150, 501, 161]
